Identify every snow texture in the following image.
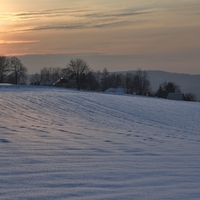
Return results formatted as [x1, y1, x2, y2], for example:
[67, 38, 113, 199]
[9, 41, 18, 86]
[0, 85, 200, 200]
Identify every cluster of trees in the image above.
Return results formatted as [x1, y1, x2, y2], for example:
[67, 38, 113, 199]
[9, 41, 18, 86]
[1, 56, 197, 101]
[30, 58, 151, 95]
[30, 58, 197, 101]
[156, 82, 181, 98]
[0, 56, 28, 84]
[155, 81, 197, 101]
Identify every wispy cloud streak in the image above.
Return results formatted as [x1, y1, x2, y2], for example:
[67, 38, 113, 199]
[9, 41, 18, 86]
[0, 40, 40, 44]
[1, 7, 153, 33]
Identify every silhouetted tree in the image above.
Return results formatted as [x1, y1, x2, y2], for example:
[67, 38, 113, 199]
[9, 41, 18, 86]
[125, 72, 134, 94]
[106, 73, 124, 89]
[156, 84, 167, 98]
[156, 82, 181, 98]
[94, 70, 102, 90]
[165, 82, 181, 93]
[108, 73, 116, 88]
[133, 69, 151, 95]
[0, 55, 9, 83]
[82, 71, 100, 91]
[9, 57, 27, 84]
[39, 67, 63, 85]
[66, 58, 91, 90]
[100, 68, 110, 91]
[185, 93, 197, 102]
[40, 67, 51, 85]
[30, 73, 41, 85]
[51, 67, 63, 82]
[114, 73, 125, 88]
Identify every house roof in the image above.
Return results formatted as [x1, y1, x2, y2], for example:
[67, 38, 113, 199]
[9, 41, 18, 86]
[167, 93, 185, 101]
[53, 78, 69, 86]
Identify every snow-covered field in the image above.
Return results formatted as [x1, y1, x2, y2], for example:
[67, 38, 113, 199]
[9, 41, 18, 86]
[0, 85, 200, 200]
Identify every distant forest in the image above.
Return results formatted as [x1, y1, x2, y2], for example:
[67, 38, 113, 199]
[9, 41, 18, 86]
[0, 56, 197, 101]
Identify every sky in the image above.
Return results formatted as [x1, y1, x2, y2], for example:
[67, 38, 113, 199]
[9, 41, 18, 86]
[0, 0, 200, 74]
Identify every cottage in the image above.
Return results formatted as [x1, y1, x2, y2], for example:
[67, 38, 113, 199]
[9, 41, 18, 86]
[167, 93, 185, 101]
[52, 78, 71, 88]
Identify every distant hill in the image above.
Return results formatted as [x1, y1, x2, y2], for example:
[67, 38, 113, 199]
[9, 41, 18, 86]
[147, 71, 200, 100]
[116, 70, 200, 100]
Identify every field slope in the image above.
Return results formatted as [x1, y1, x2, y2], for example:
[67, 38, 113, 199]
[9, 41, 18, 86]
[0, 85, 200, 200]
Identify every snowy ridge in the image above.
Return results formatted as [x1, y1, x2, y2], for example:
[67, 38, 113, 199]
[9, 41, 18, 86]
[0, 85, 200, 199]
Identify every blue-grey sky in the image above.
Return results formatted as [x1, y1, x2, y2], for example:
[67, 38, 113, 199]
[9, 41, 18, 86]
[0, 0, 200, 74]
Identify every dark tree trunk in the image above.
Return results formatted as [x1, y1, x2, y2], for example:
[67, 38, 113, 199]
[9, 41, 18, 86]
[15, 67, 18, 84]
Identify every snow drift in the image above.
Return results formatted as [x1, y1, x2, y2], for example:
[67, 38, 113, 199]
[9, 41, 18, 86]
[0, 85, 200, 199]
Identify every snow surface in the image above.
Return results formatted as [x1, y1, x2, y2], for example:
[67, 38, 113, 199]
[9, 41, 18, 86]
[0, 85, 200, 200]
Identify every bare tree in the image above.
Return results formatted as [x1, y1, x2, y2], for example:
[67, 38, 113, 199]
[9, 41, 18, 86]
[9, 57, 27, 84]
[156, 82, 181, 98]
[133, 69, 151, 95]
[40, 67, 51, 85]
[83, 71, 99, 91]
[185, 93, 197, 102]
[114, 73, 124, 88]
[66, 58, 91, 90]
[94, 70, 101, 90]
[0, 55, 9, 83]
[100, 68, 110, 91]
[30, 73, 41, 85]
[51, 67, 62, 82]
[125, 72, 135, 94]
[165, 82, 181, 93]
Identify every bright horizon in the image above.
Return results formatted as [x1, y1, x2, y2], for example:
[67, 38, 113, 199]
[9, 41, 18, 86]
[1, 0, 200, 74]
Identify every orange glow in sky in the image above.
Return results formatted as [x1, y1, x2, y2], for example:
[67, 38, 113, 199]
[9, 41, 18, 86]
[0, 0, 200, 74]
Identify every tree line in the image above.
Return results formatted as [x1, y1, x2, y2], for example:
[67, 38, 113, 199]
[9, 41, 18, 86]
[0, 56, 197, 101]
[30, 58, 151, 96]
[0, 56, 28, 84]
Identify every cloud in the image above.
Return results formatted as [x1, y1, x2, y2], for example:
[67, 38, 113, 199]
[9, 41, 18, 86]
[0, 40, 40, 44]
[1, 7, 153, 33]
[13, 7, 151, 20]
[14, 8, 93, 20]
